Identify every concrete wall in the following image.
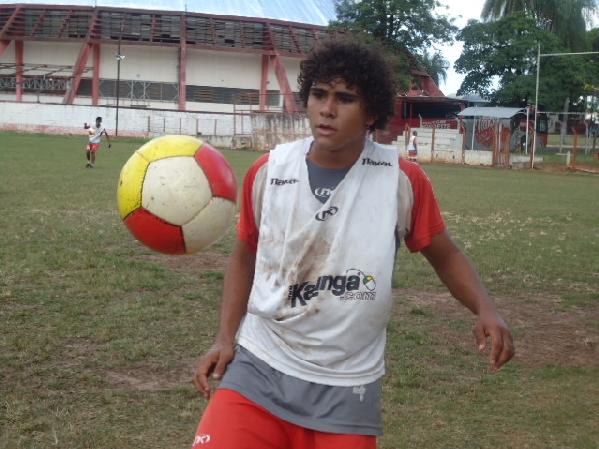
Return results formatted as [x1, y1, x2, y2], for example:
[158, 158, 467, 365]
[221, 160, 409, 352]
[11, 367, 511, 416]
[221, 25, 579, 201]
[0, 101, 251, 146]
[23, 41, 82, 67]
[0, 101, 301, 150]
[278, 57, 302, 91]
[187, 49, 261, 88]
[398, 128, 465, 163]
[251, 112, 311, 151]
[108, 44, 178, 82]
[397, 128, 542, 167]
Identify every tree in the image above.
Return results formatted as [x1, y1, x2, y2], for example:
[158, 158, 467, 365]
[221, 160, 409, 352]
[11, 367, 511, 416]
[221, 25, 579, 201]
[481, 0, 533, 20]
[481, 0, 598, 51]
[333, 0, 456, 54]
[584, 27, 599, 134]
[584, 27, 599, 92]
[330, 0, 457, 89]
[418, 50, 449, 86]
[455, 13, 588, 111]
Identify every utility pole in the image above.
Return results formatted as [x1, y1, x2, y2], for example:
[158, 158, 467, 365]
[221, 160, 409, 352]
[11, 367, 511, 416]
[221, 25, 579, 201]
[115, 21, 125, 136]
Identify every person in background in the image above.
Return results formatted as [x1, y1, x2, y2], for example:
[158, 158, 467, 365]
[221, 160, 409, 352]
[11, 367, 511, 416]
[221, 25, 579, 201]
[85, 116, 111, 168]
[407, 130, 418, 162]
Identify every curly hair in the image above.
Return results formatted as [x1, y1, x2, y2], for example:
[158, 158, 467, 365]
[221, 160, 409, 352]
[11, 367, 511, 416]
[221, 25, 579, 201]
[298, 37, 396, 131]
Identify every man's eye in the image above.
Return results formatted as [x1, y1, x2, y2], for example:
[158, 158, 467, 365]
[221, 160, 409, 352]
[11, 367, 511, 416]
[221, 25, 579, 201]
[338, 96, 355, 104]
[311, 90, 325, 99]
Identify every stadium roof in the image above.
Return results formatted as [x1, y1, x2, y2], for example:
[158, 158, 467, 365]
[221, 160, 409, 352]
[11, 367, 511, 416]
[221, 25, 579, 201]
[0, 2, 334, 56]
[458, 107, 526, 119]
[0, 0, 337, 25]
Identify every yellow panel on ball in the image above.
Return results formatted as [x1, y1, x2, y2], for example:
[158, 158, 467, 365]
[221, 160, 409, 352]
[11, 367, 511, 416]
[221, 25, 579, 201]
[137, 135, 203, 162]
[117, 152, 148, 219]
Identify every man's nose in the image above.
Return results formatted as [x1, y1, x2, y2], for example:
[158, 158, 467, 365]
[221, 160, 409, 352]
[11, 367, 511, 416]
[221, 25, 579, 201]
[320, 96, 336, 117]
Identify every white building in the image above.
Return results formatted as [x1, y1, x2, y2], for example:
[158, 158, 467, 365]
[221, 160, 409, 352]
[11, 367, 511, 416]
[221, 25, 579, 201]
[0, 0, 335, 145]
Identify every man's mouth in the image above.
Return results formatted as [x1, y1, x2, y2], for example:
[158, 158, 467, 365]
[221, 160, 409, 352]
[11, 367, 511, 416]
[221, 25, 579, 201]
[316, 124, 337, 135]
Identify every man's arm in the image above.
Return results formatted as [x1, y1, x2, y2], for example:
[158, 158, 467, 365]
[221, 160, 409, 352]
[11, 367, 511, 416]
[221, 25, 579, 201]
[421, 230, 515, 371]
[193, 238, 256, 398]
[102, 129, 111, 147]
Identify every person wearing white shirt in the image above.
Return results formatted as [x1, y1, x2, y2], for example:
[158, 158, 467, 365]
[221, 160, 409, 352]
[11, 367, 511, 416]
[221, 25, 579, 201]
[85, 116, 111, 168]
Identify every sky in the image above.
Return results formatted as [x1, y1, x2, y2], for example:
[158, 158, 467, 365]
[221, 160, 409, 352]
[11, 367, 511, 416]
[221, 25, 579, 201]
[435, 0, 486, 96]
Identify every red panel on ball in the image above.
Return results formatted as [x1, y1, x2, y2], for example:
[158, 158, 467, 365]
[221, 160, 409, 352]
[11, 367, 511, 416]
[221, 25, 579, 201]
[195, 144, 238, 203]
[124, 208, 186, 255]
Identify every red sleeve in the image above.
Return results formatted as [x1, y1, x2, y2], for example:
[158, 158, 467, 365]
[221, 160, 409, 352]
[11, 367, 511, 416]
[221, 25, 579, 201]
[400, 159, 446, 252]
[237, 153, 269, 252]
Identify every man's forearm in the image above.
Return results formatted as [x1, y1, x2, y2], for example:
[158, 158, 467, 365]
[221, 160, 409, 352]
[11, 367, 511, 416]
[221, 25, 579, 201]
[422, 231, 496, 316]
[215, 240, 256, 344]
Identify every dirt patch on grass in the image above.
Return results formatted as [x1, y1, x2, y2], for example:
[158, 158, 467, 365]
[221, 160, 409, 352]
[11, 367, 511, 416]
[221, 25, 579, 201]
[136, 251, 228, 273]
[535, 163, 569, 173]
[100, 288, 597, 392]
[536, 163, 599, 174]
[105, 360, 197, 392]
[397, 289, 599, 369]
[572, 164, 599, 174]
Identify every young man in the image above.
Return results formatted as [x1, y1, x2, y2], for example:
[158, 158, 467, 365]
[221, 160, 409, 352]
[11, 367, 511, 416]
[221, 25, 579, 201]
[192, 38, 514, 449]
[407, 130, 418, 162]
[85, 116, 111, 168]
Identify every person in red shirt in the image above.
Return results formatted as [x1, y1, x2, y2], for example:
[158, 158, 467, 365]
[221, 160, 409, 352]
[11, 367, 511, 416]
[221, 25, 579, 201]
[191, 37, 514, 449]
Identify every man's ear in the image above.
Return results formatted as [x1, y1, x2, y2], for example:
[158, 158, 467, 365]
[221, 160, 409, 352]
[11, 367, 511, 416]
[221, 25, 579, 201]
[366, 116, 376, 128]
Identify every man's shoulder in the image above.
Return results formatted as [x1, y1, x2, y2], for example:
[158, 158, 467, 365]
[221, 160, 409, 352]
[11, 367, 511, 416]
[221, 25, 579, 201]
[399, 158, 427, 181]
[250, 152, 269, 171]
[243, 153, 270, 191]
[270, 137, 311, 161]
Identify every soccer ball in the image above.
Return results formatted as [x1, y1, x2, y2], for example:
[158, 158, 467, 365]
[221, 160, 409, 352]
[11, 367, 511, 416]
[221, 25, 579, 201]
[117, 135, 237, 255]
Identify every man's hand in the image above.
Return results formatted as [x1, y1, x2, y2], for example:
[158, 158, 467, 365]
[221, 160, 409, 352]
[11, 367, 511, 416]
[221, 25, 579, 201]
[193, 342, 235, 399]
[473, 309, 515, 372]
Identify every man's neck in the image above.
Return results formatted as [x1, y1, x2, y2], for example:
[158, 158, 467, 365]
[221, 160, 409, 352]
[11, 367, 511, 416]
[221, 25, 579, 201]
[307, 141, 365, 169]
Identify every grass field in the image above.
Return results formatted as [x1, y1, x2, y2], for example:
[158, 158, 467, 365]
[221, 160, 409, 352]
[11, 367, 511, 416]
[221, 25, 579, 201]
[1, 131, 598, 449]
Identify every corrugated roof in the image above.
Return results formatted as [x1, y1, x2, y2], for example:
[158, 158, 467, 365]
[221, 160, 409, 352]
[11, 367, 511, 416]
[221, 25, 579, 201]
[0, 0, 337, 25]
[458, 106, 526, 119]
[447, 94, 489, 103]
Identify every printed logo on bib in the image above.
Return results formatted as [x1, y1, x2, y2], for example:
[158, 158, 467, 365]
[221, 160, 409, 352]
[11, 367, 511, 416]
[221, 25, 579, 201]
[362, 157, 391, 167]
[313, 187, 333, 200]
[315, 206, 338, 222]
[270, 178, 299, 186]
[287, 268, 376, 307]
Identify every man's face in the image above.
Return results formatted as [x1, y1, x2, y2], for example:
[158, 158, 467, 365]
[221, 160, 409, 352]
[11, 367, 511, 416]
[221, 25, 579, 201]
[307, 78, 375, 155]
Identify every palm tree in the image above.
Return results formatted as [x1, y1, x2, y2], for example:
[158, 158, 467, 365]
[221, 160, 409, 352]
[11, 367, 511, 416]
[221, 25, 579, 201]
[481, 0, 598, 50]
[481, 0, 534, 20]
[418, 50, 448, 86]
[539, 0, 596, 49]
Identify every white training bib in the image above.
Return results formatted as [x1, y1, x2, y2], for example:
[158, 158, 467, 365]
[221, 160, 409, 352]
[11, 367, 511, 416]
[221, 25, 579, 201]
[237, 138, 401, 386]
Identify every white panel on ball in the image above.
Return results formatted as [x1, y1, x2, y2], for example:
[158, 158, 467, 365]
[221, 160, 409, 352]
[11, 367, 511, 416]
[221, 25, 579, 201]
[142, 157, 212, 226]
[182, 198, 236, 253]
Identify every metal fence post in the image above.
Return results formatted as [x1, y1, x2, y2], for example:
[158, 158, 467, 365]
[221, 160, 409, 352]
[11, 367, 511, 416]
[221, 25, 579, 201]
[431, 126, 436, 163]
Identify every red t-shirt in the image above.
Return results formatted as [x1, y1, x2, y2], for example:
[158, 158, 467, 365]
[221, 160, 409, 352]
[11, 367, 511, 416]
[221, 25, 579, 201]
[238, 154, 445, 253]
